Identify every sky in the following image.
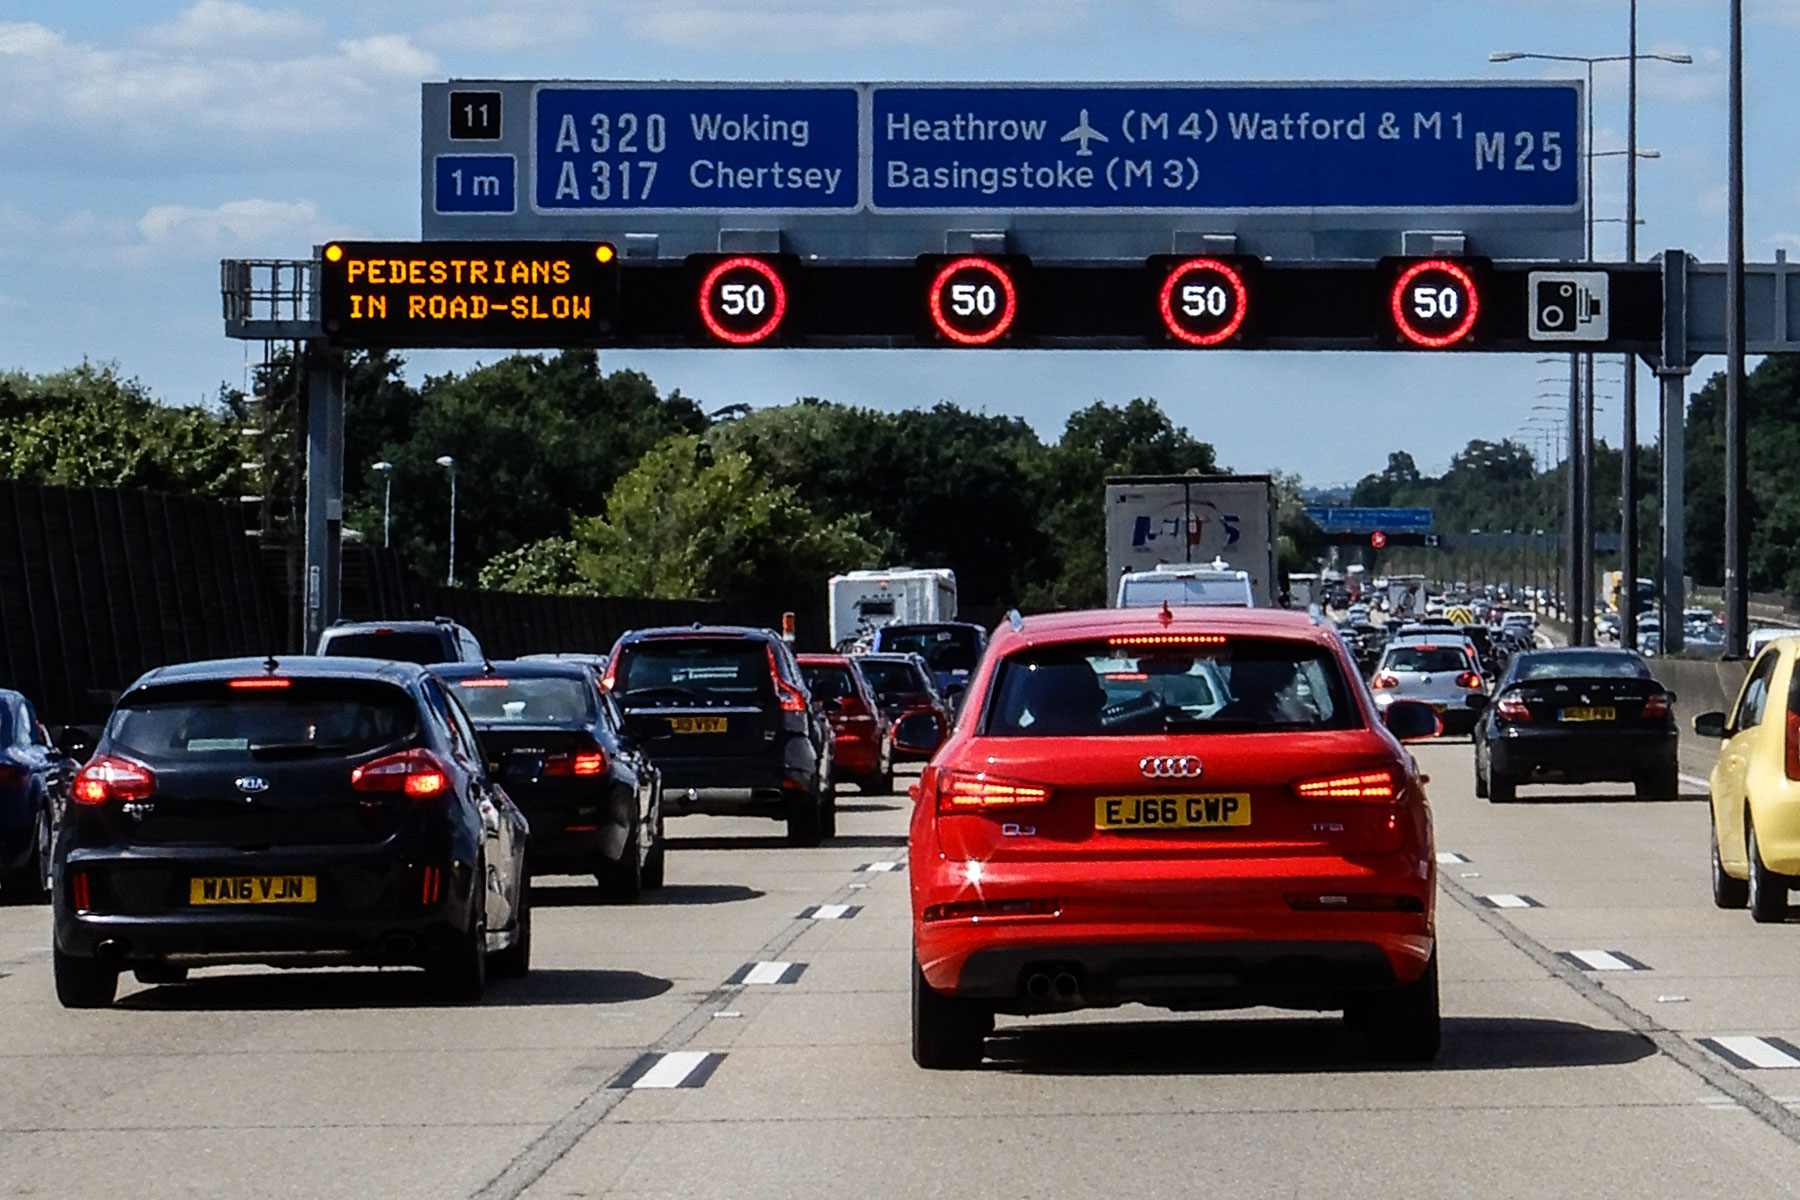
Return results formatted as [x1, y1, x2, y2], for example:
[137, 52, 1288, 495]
[2, 0, 1797, 486]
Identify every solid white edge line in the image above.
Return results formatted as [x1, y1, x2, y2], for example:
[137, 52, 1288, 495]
[633, 1051, 712, 1089]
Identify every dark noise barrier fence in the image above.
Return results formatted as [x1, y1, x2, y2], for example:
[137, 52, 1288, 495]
[0, 481, 829, 726]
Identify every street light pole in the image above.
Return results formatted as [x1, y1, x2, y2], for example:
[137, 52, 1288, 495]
[1620, 0, 1641, 650]
[435, 455, 458, 587]
[1724, 0, 1749, 657]
[372, 461, 393, 549]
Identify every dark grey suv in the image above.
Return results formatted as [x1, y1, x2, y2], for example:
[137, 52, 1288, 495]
[317, 618, 484, 665]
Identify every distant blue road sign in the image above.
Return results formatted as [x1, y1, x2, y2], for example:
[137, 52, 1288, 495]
[532, 86, 859, 212]
[1303, 506, 1435, 533]
[871, 84, 1579, 211]
[434, 155, 516, 215]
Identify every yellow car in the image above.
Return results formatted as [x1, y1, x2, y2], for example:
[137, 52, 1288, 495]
[1695, 636, 1800, 922]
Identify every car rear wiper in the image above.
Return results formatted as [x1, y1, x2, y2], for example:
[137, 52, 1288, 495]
[248, 741, 350, 760]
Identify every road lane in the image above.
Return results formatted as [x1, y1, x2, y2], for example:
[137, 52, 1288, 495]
[9, 756, 1800, 1196]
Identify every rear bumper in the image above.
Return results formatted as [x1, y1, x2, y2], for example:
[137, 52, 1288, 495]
[1744, 776, 1800, 875]
[830, 732, 881, 776]
[912, 852, 1434, 1011]
[1488, 728, 1676, 782]
[53, 846, 477, 966]
[653, 750, 814, 815]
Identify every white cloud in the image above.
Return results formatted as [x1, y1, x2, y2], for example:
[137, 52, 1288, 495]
[138, 1, 323, 53]
[137, 197, 330, 250]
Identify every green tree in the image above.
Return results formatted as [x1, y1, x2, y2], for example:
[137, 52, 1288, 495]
[0, 363, 250, 495]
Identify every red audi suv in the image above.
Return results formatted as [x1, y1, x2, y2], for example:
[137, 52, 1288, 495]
[907, 605, 1441, 1068]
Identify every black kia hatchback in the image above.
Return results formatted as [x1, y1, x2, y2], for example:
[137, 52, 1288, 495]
[606, 627, 835, 845]
[52, 657, 531, 1007]
[432, 660, 664, 901]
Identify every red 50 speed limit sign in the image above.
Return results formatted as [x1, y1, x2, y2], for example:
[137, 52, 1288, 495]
[1389, 259, 1481, 349]
[927, 257, 1018, 346]
[698, 256, 788, 345]
[1158, 257, 1250, 346]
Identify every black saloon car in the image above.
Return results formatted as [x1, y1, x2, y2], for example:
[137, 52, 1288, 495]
[52, 657, 530, 1007]
[433, 661, 663, 901]
[1, 689, 72, 901]
[1473, 647, 1678, 803]
[606, 627, 835, 845]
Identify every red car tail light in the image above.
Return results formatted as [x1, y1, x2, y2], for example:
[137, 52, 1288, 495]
[352, 749, 451, 798]
[1641, 693, 1671, 720]
[1495, 694, 1532, 722]
[1292, 770, 1398, 802]
[600, 649, 620, 692]
[936, 770, 1050, 813]
[1455, 671, 1484, 690]
[1371, 672, 1399, 690]
[543, 748, 607, 776]
[456, 678, 511, 689]
[1108, 634, 1228, 647]
[1787, 710, 1800, 782]
[72, 755, 155, 805]
[71, 871, 92, 911]
[767, 647, 809, 713]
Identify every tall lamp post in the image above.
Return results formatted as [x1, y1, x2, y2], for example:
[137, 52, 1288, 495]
[1724, 0, 1748, 657]
[371, 460, 394, 549]
[1493, 44, 1690, 646]
[435, 455, 458, 587]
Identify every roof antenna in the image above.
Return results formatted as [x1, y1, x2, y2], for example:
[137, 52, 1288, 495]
[1159, 600, 1174, 626]
[263, 653, 280, 673]
[482, 657, 496, 675]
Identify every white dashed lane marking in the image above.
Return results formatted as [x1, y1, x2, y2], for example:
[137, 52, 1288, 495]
[1559, 949, 1650, 972]
[611, 1051, 726, 1089]
[857, 861, 904, 872]
[727, 961, 807, 985]
[800, 904, 860, 920]
[1436, 852, 1469, 864]
[1480, 894, 1542, 909]
[1701, 1037, 1800, 1070]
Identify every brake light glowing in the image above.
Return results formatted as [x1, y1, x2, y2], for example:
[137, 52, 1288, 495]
[937, 770, 1050, 812]
[1787, 709, 1800, 782]
[457, 678, 511, 688]
[72, 755, 155, 805]
[352, 749, 451, 799]
[1455, 671, 1484, 690]
[228, 678, 291, 690]
[1496, 695, 1532, 722]
[544, 750, 607, 776]
[1641, 693, 1671, 719]
[1371, 672, 1399, 690]
[71, 871, 92, 911]
[1108, 634, 1228, 647]
[1293, 770, 1397, 801]
[768, 646, 809, 712]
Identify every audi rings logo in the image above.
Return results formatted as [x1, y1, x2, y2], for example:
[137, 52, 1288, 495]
[1139, 756, 1203, 779]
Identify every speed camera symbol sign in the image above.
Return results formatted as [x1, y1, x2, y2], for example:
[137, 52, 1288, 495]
[1528, 270, 1609, 342]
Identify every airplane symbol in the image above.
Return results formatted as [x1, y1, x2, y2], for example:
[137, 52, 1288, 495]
[1060, 109, 1109, 156]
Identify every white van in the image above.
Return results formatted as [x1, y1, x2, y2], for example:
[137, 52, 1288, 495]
[1115, 561, 1255, 609]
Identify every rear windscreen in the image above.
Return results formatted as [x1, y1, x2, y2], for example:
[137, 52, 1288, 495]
[874, 627, 980, 673]
[1513, 652, 1651, 681]
[109, 681, 417, 761]
[1384, 646, 1472, 674]
[985, 637, 1357, 736]
[450, 677, 593, 725]
[615, 641, 772, 706]
[858, 659, 926, 699]
[320, 632, 451, 665]
[800, 664, 856, 703]
[1119, 577, 1250, 607]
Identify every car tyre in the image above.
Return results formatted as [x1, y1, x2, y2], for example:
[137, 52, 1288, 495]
[1635, 765, 1681, 801]
[1473, 743, 1489, 799]
[1748, 821, 1788, 924]
[3, 799, 52, 904]
[428, 896, 487, 1003]
[1356, 952, 1441, 1063]
[54, 945, 118, 1009]
[641, 813, 666, 891]
[132, 962, 189, 985]
[1712, 820, 1749, 909]
[786, 790, 825, 847]
[599, 816, 645, 904]
[1488, 769, 1517, 805]
[490, 878, 532, 979]
[911, 955, 990, 1070]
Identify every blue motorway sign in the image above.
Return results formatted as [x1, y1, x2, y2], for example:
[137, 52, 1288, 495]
[871, 85, 1579, 211]
[533, 86, 859, 211]
[1303, 506, 1435, 533]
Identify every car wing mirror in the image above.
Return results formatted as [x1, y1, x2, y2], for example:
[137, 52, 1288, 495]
[54, 725, 95, 762]
[1383, 700, 1442, 742]
[1692, 711, 1728, 739]
[892, 711, 943, 755]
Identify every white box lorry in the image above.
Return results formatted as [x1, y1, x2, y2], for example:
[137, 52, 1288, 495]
[828, 568, 958, 650]
[1105, 475, 1279, 607]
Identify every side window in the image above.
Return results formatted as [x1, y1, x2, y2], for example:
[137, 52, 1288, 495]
[596, 688, 622, 734]
[422, 680, 477, 768]
[22, 702, 49, 747]
[1733, 650, 1779, 731]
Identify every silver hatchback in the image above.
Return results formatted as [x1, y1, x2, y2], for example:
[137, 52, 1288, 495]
[1371, 639, 1488, 734]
